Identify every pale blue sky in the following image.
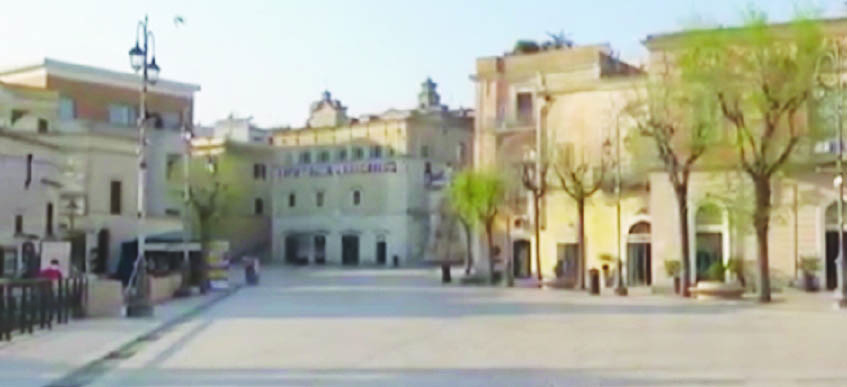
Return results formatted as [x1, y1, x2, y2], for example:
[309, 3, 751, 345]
[0, 0, 843, 127]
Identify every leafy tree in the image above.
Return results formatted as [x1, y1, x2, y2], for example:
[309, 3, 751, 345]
[449, 170, 505, 283]
[680, 11, 826, 302]
[170, 155, 245, 291]
[553, 141, 611, 289]
[625, 57, 721, 297]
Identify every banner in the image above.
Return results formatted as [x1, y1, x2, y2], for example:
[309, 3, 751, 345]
[207, 241, 230, 290]
[277, 160, 398, 179]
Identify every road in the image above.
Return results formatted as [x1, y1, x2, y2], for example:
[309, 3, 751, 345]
[85, 266, 847, 386]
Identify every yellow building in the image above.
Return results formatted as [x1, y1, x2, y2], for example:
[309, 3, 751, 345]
[474, 21, 847, 294]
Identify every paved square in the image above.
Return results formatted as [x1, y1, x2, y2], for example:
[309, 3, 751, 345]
[88, 267, 847, 386]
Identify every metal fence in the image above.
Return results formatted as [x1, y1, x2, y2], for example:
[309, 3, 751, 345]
[0, 277, 87, 341]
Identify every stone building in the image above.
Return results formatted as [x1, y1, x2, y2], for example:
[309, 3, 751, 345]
[270, 80, 473, 266]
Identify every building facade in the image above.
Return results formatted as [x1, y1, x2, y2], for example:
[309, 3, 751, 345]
[270, 81, 473, 266]
[0, 58, 200, 275]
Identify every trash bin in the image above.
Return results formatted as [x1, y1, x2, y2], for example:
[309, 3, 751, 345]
[245, 258, 260, 286]
[588, 268, 600, 295]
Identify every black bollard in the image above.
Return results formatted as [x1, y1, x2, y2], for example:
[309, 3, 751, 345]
[441, 264, 452, 283]
[588, 269, 600, 295]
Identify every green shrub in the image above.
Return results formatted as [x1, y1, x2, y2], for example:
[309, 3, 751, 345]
[800, 256, 820, 275]
[513, 40, 540, 54]
[664, 260, 681, 278]
[705, 261, 726, 281]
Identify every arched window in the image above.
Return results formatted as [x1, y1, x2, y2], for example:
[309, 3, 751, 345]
[288, 193, 296, 208]
[353, 190, 361, 206]
[254, 198, 264, 215]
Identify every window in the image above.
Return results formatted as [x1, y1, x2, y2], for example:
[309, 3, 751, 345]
[316, 191, 325, 207]
[370, 145, 382, 159]
[352, 147, 364, 160]
[517, 92, 533, 124]
[457, 142, 467, 164]
[253, 163, 267, 180]
[318, 150, 330, 163]
[45, 203, 53, 236]
[421, 145, 430, 158]
[352, 190, 361, 206]
[110, 180, 122, 215]
[162, 112, 181, 130]
[11, 109, 24, 125]
[14, 215, 23, 234]
[254, 198, 264, 215]
[59, 97, 76, 120]
[288, 193, 296, 208]
[337, 148, 348, 161]
[37, 119, 49, 133]
[166, 154, 180, 180]
[299, 151, 312, 164]
[108, 104, 136, 126]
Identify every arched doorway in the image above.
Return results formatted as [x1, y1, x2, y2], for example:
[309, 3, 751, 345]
[695, 203, 726, 281]
[341, 234, 360, 266]
[627, 221, 651, 286]
[512, 239, 531, 278]
[824, 202, 845, 290]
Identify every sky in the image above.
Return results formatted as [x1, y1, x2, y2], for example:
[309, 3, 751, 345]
[0, 0, 844, 128]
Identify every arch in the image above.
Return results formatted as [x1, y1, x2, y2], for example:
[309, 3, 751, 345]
[628, 221, 651, 235]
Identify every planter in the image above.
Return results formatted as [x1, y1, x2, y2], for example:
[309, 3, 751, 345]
[803, 273, 819, 292]
[690, 281, 744, 300]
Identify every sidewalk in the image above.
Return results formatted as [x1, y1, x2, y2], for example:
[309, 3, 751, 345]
[0, 286, 238, 387]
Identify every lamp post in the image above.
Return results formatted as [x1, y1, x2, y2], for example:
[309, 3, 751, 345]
[126, 15, 161, 317]
[816, 41, 847, 309]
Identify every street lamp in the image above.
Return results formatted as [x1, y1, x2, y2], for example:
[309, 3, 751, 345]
[125, 15, 160, 318]
[816, 42, 847, 309]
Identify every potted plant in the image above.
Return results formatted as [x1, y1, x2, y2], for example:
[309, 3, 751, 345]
[726, 257, 746, 288]
[799, 256, 820, 292]
[664, 260, 681, 294]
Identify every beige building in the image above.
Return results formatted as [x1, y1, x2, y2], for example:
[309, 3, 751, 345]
[473, 21, 847, 294]
[472, 44, 646, 285]
[0, 58, 199, 276]
[270, 80, 473, 266]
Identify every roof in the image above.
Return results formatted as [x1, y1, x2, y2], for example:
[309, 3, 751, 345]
[0, 58, 200, 98]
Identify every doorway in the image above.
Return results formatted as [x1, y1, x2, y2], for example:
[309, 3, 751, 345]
[285, 235, 301, 265]
[376, 241, 387, 265]
[314, 235, 326, 265]
[342, 235, 359, 266]
[556, 243, 579, 288]
[512, 240, 531, 278]
[627, 221, 651, 286]
[825, 231, 845, 290]
[695, 204, 725, 282]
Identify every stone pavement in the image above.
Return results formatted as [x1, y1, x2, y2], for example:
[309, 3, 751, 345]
[0, 281, 239, 387]
[74, 266, 847, 387]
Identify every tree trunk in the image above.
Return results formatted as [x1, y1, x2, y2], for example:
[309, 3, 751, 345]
[674, 185, 691, 297]
[462, 221, 473, 276]
[577, 198, 586, 289]
[752, 175, 772, 303]
[486, 222, 496, 284]
[198, 222, 211, 294]
[534, 193, 543, 282]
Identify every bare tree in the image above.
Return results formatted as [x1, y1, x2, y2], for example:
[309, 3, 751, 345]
[521, 161, 549, 282]
[553, 142, 611, 289]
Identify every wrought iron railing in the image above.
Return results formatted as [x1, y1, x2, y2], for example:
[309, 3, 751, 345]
[0, 277, 87, 341]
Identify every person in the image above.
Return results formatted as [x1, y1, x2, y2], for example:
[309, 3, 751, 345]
[39, 259, 63, 281]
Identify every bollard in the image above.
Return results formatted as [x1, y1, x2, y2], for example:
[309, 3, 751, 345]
[588, 268, 600, 295]
[441, 264, 452, 283]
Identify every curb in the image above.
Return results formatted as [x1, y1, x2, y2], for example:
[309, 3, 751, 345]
[44, 285, 242, 387]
